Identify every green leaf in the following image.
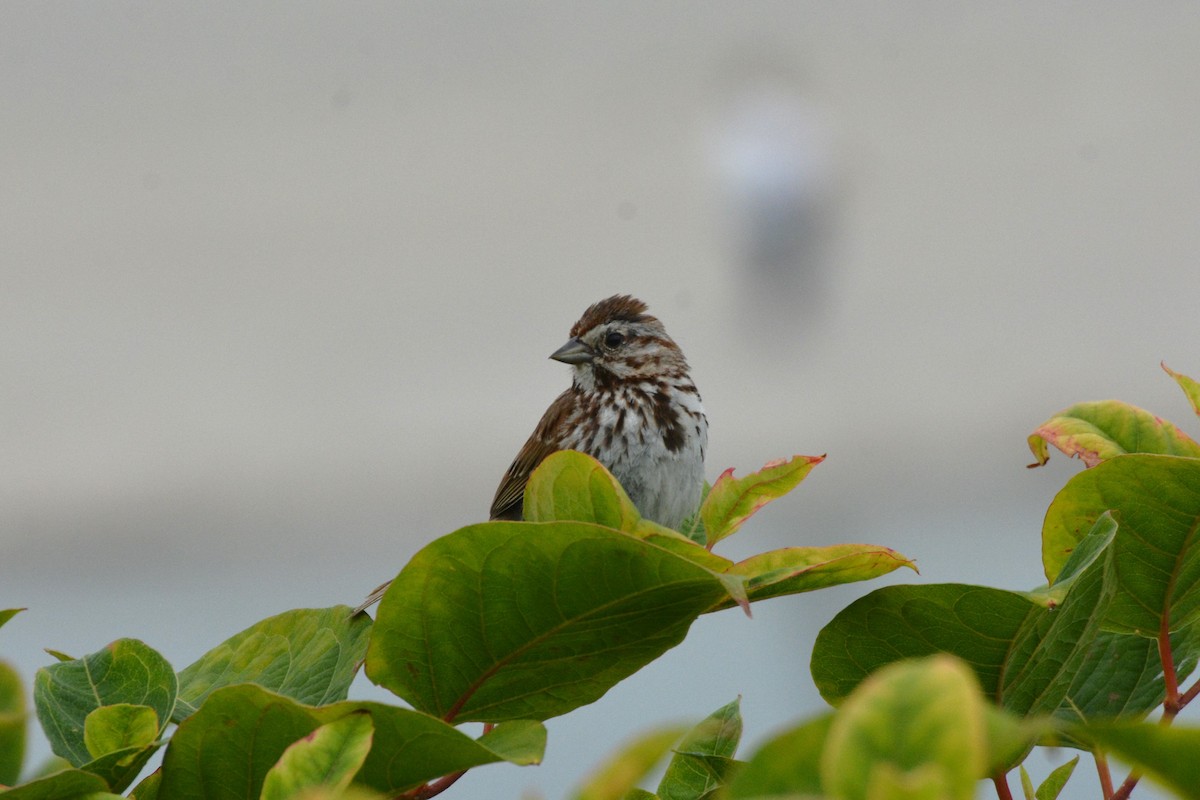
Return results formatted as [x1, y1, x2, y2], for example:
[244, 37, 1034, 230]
[1027, 400, 1200, 468]
[656, 698, 742, 800]
[1162, 362, 1200, 419]
[510, 452, 753, 615]
[476, 719, 547, 763]
[1042, 513, 1118, 603]
[669, 701, 741, 761]
[981, 705, 1042, 776]
[572, 726, 689, 800]
[1059, 625, 1199, 720]
[1003, 538, 1115, 719]
[365, 520, 731, 722]
[815, 498, 1200, 740]
[700, 456, 823, 548]
[174, 606, 371, 722]
[1041, 454, 1200, 634]
[78, 744, 160, 795]
[811, 533, 1115, 729]
[1074, 721, 1200, 799]
[83, 704, 158, 760]
[23, 756, 70, 780]
[261, 790, 382, 800]
[620, 524, 739, 573]
[357, 715, 543, 794]
[524, 450, 644, 531]
[717, 544, 916, 609]
[1034, 756, 1078, 800]
[0, 660, 26, 785]
[260, 711, 374, 800]
[861, 766, 953, 800]
[510, 450, 907, 616]
[160, 684, 545, 798]
[47, 699, 162, 795]
[1046, 516, 1199, 721]
[821, 655, 987, 800]
[33, 639, 175, 766]
[0, 769, 109, 799]
[724, 714, 831, 798]
[0, 609, 24, 633]
[1019, 764, 1035, 800]
[128, 770, 161, 800]
[677, 483, 711, 545]
[811, 584, 1034, 706]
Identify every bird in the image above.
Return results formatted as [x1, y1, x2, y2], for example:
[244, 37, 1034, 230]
[353, 294, 707, 614]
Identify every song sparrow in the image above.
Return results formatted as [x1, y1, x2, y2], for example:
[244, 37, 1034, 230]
[354, 294, 707, 613]
[490, 294, 707, 526]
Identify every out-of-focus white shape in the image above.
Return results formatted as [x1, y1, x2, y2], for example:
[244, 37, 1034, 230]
[710, 73, 838, 320]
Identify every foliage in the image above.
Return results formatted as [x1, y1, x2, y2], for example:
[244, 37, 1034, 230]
[2, 446, 907, 797]
[2, 362, 1197, 799]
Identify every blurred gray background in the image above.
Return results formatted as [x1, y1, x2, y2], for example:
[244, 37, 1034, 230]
[3, 4, 1199, 798]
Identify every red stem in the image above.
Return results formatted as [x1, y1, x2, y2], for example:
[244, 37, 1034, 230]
[398, 724, 494, 798]
[1158, 613, 1181, 718]
[1104, 613, 1185, 800]
[1111, 771, 1141, 800]
[1179, 677, 1200, 709]
[991, 772, 1014, 800]
[401, 770, 467, 800]
[1094, 752, 1114, 800]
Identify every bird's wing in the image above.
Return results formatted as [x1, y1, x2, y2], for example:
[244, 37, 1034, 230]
[489, 389, 574, 520]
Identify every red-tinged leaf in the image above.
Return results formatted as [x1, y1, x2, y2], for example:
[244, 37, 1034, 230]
[700, 455, 824, 549]
[1163, 362, 1200, 420]
[1026, 400, 1200, 468]
[711, 544, 916, 610]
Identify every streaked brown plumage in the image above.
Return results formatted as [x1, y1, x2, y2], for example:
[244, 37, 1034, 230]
[490, 294, 706, 525]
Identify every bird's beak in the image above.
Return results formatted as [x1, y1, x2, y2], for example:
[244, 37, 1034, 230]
[549, 337, 595, 365]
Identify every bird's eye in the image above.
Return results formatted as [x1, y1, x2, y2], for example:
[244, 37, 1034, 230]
[603, 331, 625, 349]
